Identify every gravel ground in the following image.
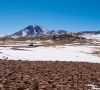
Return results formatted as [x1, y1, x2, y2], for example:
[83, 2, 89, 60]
[0, 60, 100, 90]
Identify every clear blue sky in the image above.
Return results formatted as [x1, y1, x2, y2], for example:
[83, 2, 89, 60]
[0, 0, 100, 35]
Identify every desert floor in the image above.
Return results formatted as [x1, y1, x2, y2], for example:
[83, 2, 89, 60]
[0, 60, 100, 90]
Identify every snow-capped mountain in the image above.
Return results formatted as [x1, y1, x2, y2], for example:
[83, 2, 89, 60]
[9, 25, 49, 37]
[48, 30, 67, 35]
[81, 31, 100, 34]
[9, 25, 67, 37]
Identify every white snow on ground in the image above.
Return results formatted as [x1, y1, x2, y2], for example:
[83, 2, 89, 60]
[0, 45, 100, 63]
[86, 84, 100, 90]
[82, 34, 100, 41]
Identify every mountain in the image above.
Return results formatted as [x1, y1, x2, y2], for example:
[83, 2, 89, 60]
[8, 25, 67, 38]
[81, 30, 100, 34]
[9, 25, 49, 38]
[48, 30, 67, 35]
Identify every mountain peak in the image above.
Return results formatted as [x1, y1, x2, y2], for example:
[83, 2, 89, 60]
[10, 25, 48, 37]
[9, 25, 67, 38]
[25, 25, 40, 29]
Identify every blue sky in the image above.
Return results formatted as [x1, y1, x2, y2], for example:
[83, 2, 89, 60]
[0, 0, 100, 35]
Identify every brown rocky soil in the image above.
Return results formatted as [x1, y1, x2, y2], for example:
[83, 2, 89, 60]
[0, 60, 100, 90]
[92, 51, 100, 57]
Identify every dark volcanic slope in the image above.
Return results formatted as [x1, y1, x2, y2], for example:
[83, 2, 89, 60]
[0, 60, 100, 90]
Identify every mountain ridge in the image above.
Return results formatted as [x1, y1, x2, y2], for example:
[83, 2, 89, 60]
[6, 25, 100, 38]
[8, 25, 67, 38]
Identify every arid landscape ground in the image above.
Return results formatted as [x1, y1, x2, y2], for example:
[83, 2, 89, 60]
[0, 60, 100, 90]
[0, 0, 100, 89]
[0, 34, 100, 90]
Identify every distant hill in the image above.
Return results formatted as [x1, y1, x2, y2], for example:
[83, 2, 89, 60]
[81, 30, 100, 34]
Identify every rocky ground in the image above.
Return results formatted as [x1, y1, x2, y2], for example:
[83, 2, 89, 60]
[0, 60, 100, 90]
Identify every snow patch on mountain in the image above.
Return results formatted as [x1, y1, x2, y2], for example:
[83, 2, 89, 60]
[22, 30, 28, 36]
